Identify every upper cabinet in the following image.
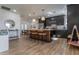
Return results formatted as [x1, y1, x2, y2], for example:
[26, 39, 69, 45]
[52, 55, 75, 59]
[46, 15, 64, 26]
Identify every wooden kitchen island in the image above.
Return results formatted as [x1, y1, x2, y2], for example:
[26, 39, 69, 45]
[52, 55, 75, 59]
[29, 29, 52, 42]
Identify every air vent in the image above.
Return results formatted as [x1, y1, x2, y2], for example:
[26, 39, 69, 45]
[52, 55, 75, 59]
[1, 6, 11, 11]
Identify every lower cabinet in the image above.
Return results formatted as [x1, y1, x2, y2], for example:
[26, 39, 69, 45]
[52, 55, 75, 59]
[56, 30, 68, 38]
[29, 29, 68, 42]
[0, 35, 9, 52]
[9, 30, 19, 40]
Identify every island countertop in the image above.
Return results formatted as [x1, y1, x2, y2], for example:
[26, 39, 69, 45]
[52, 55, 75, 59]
[29, 29, 54, 31]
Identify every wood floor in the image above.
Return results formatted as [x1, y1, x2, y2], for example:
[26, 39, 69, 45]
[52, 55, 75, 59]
[0, 35, 79, 55]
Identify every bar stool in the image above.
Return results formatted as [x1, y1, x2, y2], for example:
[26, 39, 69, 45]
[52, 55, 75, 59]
[43, 30, 51, 42]
[30, 30, 38, 42]
[38, 30, 44, 43]
[42, 32, 47, 41]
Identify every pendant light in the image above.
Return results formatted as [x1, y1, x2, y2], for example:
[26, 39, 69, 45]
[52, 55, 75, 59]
[41, 16, 45, 21]
[32, 12, 36, 23]
[41, 9, 45, 21]
[32, 18, 36, 22]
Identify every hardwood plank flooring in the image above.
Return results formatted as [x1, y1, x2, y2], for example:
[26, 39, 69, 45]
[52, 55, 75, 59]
[0, 35, 79, 55]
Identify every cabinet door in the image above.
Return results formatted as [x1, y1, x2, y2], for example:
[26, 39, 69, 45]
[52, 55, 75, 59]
[0, 36, 9, 52]
[9, 30, 18, 38]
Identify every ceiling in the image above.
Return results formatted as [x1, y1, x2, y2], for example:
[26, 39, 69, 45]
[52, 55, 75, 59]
[0, 4, 67, 20]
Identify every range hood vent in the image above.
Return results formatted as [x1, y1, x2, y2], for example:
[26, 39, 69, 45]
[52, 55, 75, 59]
[1, 6, 11, 11]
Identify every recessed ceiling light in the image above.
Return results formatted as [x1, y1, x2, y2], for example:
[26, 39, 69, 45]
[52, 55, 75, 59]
[47, 11, 53, 15]
[13, 9, 16, 12]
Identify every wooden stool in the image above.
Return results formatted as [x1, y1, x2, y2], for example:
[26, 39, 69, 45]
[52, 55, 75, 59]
[30, 30, 38, 42]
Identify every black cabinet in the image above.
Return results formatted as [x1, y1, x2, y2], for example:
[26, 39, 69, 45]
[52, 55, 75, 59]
[39, 15, 64, 28]
[56, 30, 68, 38]
[46, 15, 64, 26]
[50, 30, 67, 38]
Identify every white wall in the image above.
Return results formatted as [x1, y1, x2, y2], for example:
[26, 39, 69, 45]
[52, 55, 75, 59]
[21, 19, 32, 30]
[0, 9, 21, 38]
[0, 9, 21, 30]
[21, 18, 39, 30]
